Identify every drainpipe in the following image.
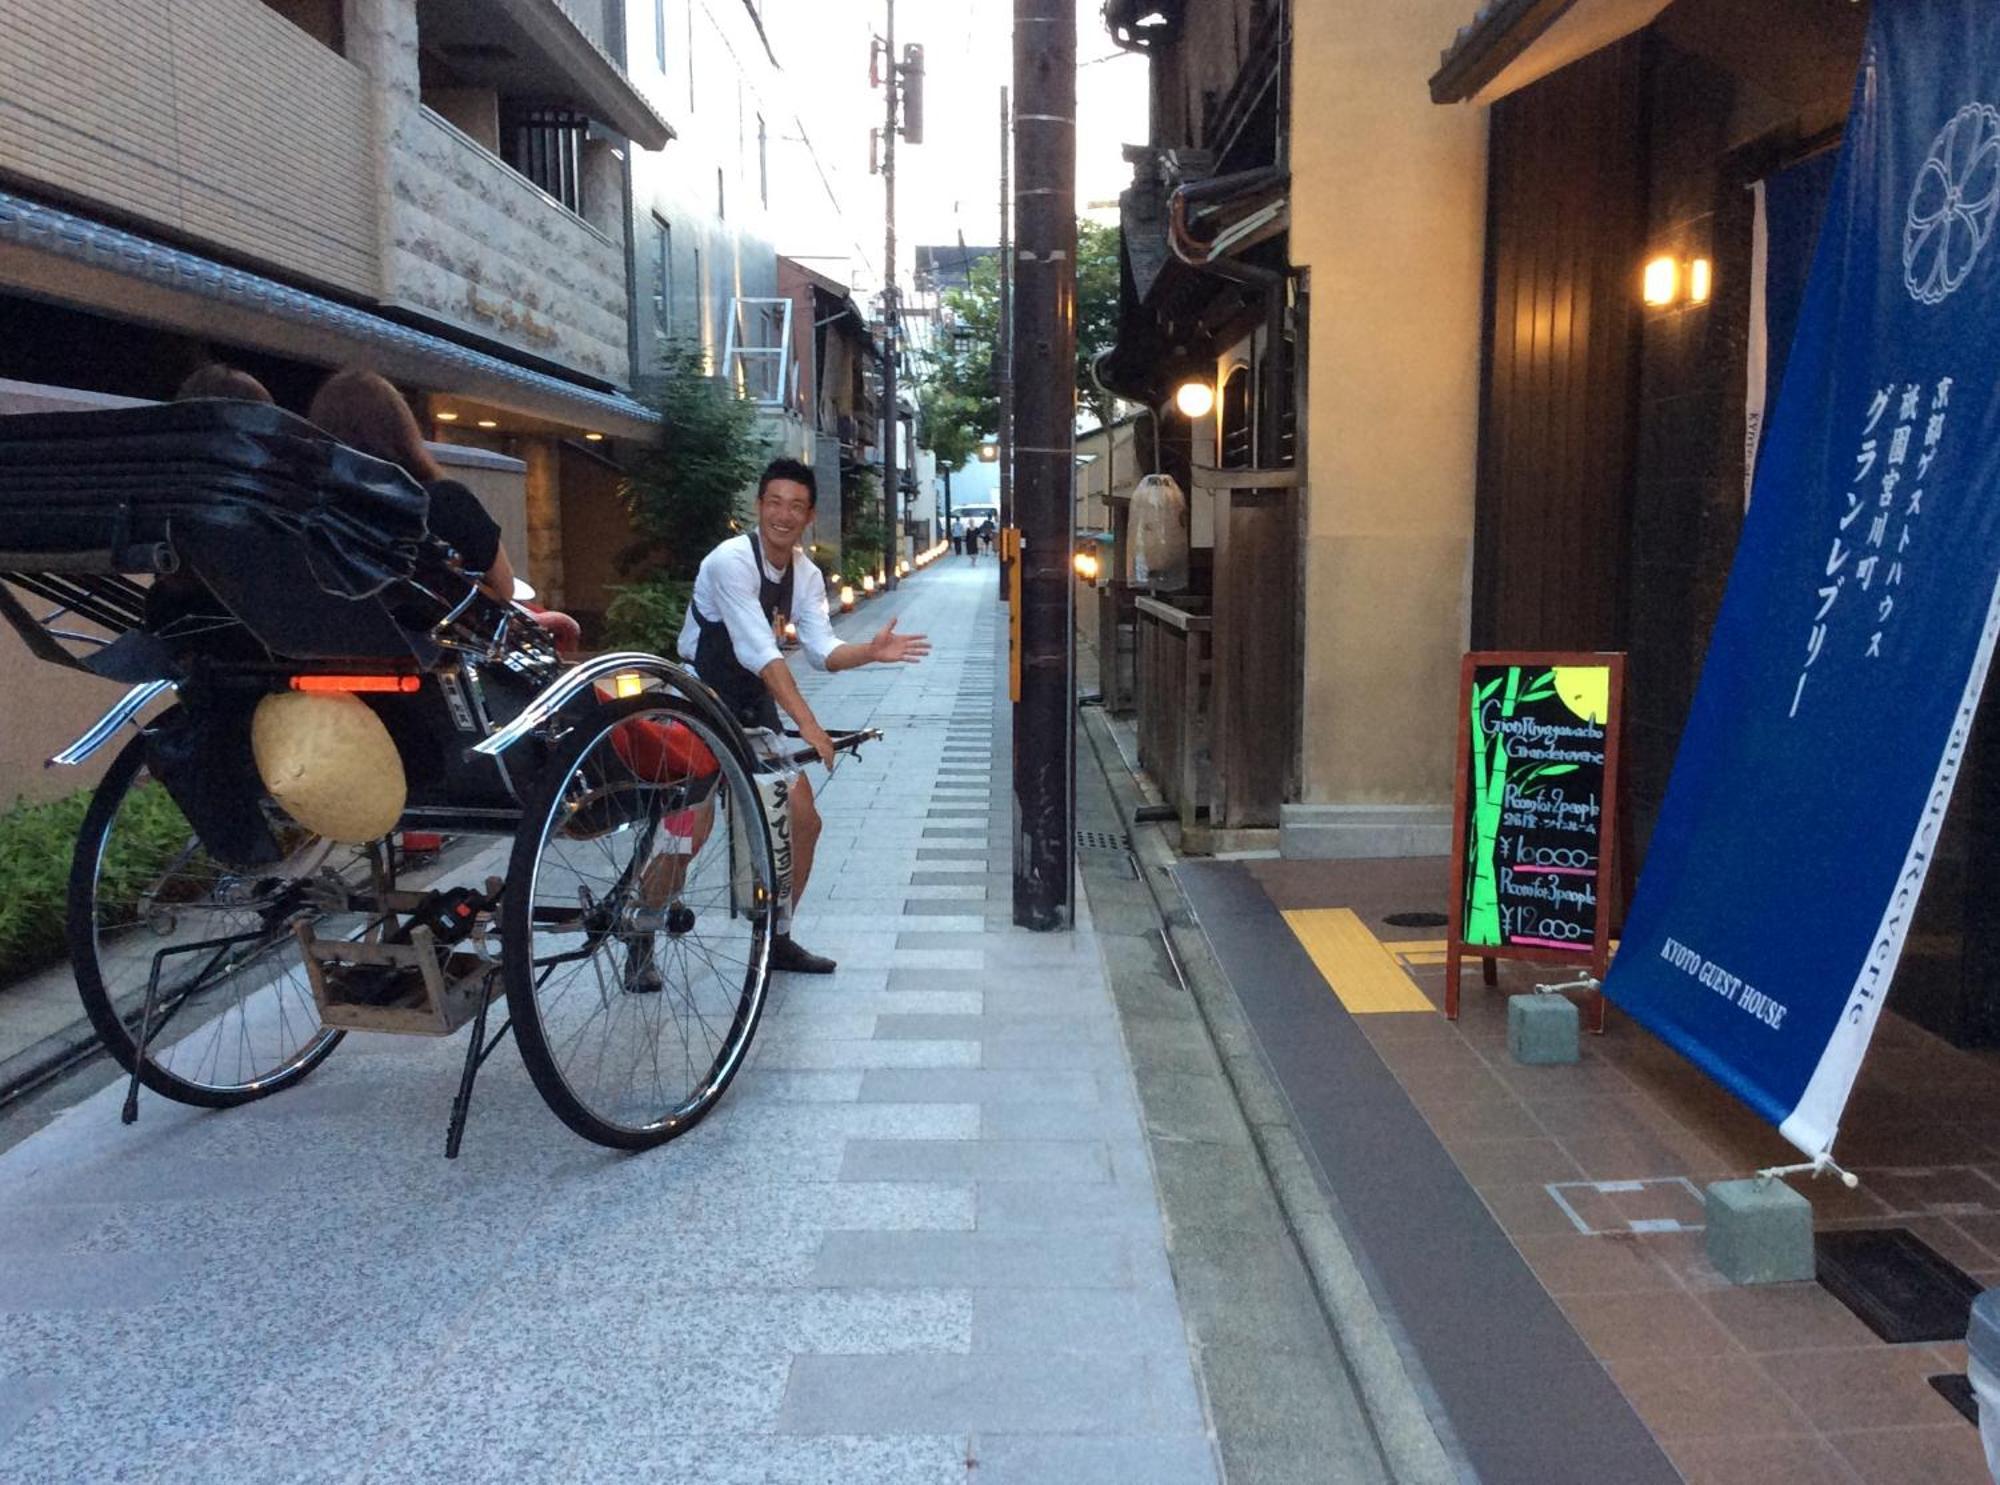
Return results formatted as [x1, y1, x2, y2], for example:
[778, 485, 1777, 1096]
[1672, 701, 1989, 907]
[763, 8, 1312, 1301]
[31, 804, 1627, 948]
[1166, 167, 1289, 464]
[620, 145, 643, 389]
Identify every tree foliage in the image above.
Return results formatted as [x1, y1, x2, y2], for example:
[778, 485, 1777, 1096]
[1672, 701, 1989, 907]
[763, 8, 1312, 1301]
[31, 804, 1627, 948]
[841, 470, 889, 579]
[915, 218, 1125, 465]
[619, 339, 770, 581]
[1073, 218, 1123, 431]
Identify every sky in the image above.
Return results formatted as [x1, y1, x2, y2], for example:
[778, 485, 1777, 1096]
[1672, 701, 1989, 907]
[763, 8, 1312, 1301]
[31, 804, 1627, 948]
[762, 0, 1148, 297]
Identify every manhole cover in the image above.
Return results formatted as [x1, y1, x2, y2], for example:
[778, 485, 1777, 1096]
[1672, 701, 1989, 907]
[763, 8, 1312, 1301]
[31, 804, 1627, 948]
[1077, 829, 1131, 851]
[1818, 1227, 1980, 1343]
[1383, 911, 1448, 929]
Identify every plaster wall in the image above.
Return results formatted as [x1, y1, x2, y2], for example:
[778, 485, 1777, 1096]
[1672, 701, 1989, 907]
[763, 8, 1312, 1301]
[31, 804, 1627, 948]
[620, 0, 785, 387]
[1286, 0, 1487, 852]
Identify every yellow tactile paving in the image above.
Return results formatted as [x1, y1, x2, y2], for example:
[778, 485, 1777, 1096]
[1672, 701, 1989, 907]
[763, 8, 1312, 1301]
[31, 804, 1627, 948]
[1389, 939, 1450, 969]
[1281, 909, 1437, 1015]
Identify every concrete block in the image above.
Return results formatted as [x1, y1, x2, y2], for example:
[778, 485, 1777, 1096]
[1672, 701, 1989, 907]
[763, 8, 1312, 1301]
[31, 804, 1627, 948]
[1705, 1178, 1815, 1285]
[1508, 993, 1581, 1065]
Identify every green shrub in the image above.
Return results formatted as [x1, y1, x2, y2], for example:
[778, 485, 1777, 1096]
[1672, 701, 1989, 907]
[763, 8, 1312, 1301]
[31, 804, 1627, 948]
[842, 474, 890, 579]
[620, 340, 770, 581]
[0, 779, 192, 985]
[602, 574, 695, 656]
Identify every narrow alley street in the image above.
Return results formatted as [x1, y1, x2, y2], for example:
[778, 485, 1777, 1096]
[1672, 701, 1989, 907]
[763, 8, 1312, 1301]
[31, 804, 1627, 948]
[0, 563, 1227, 1485]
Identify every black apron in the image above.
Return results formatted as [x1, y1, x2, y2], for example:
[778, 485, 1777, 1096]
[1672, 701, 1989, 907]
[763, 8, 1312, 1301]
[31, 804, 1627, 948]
[691, 532, 794, 732]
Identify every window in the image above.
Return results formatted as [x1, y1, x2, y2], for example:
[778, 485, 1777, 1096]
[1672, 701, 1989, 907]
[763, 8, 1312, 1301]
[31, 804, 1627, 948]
[651, 214, 673, 337]
[1220, 365, 1253, 469]
[506, 107, 587, 215]
[654, 0, 666, 72]
[259, 0, 342, 51]
[757, 113, 768, 208]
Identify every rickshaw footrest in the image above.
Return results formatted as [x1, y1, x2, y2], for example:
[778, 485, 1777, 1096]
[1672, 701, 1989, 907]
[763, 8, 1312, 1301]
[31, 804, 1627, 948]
[293, 922, 499, 1036]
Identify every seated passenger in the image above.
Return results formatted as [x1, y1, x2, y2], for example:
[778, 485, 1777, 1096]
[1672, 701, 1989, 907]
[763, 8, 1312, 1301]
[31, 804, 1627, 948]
[306, 368, 517, 602]
[175, 363, 275, 404]
[147, 364, 279, 640]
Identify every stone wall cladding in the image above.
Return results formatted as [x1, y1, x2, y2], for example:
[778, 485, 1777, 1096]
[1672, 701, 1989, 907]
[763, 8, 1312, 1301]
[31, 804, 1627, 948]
[389, 111, 628, 382]
[359, 0, 629, 384]
[0, 0, 377, 296]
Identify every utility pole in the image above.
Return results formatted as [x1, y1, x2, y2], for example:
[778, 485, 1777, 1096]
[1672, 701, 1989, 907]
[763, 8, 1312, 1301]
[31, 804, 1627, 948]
[879, 0, 900, 589]
[872, 11, 924, 588]
[997, 84, 1013, 603]
[1010, 0, 1075, 929]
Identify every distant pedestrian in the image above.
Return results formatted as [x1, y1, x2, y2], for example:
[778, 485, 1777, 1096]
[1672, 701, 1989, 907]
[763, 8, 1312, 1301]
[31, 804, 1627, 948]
[950, 516, 965, 556]
[966, 519, 981, 565]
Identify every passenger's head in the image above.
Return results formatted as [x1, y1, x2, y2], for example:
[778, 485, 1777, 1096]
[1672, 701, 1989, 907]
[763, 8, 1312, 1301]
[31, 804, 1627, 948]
[308, 368, 440, 482]
[175, 364, 273, 403]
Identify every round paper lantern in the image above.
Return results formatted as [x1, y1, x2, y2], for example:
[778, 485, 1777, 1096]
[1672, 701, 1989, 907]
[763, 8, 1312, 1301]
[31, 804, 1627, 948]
[251, 691, 407, 843]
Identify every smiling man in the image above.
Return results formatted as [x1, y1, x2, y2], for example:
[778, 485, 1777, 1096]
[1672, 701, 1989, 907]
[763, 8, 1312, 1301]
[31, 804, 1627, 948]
[674, 457, 930, 974]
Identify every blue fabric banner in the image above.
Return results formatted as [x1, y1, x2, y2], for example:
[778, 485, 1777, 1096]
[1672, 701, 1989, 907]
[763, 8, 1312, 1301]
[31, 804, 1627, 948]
[1605, 0, 2000, 1159]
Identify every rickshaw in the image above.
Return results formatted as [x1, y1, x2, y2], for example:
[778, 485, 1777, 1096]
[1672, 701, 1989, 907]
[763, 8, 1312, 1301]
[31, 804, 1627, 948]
[0, 400, 873, 1155]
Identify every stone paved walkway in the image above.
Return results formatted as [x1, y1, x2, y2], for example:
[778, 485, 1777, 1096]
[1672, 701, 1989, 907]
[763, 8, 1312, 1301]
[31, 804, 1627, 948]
[0, 561, 1219, 1484]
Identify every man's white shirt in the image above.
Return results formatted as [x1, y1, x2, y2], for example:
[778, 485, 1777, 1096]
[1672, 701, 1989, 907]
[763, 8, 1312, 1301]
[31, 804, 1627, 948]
[677, 533, 840, 678]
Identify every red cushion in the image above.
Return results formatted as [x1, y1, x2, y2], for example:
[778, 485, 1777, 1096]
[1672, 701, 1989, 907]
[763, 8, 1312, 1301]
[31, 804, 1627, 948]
[611, 716, 719, 781]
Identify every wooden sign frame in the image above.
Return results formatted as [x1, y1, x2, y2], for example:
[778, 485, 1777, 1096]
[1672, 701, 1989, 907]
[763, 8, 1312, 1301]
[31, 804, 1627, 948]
[1446, 650, 1625, 1033]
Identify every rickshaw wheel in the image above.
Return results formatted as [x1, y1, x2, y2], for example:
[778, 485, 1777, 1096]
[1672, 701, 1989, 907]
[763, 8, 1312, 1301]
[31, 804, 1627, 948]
[67, 721, 348, 1107]
[502, 695, 777, 1151]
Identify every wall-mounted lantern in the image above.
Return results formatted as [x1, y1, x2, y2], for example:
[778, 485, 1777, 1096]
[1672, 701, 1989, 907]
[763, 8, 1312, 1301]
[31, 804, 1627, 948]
[1173, 379, 1215, 419]
[1643, 255, 1713, 308]
[1642, 255, 1679, 307]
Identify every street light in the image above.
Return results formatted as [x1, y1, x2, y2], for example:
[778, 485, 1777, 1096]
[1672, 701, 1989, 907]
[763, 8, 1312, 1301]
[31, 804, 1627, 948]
[1173, 379, 1215, 419]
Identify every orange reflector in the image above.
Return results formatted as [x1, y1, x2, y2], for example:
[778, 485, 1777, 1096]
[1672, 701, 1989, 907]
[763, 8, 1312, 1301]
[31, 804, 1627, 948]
[612, 671, 645, 699]
[289, 674, 422, 694]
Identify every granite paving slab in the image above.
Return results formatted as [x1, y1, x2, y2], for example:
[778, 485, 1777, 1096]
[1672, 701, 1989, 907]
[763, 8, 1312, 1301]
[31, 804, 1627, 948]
[0, 566, 1219, 1485]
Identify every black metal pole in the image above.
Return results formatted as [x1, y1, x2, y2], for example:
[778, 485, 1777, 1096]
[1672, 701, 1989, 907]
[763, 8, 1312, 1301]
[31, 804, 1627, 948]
[997, 83, 1013, 602]
[1010, 0, 1074, 930]
[881, 0, 900, 589]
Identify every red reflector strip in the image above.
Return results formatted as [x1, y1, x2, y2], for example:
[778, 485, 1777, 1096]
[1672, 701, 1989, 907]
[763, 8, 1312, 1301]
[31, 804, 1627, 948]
[289, 674, 422, 694]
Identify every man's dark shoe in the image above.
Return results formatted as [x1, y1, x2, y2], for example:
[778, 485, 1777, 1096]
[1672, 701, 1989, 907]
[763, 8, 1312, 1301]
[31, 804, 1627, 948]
[623, 936, 664, 993]
[770, 934, 837, 974]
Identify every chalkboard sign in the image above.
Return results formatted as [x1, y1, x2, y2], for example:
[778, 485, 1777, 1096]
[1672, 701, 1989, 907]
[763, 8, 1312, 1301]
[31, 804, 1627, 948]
[1446, 651, 1625, 1028]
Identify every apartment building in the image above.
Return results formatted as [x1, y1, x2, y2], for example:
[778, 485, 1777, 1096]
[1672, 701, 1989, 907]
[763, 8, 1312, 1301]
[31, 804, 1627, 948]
[0, 0, 675, 608]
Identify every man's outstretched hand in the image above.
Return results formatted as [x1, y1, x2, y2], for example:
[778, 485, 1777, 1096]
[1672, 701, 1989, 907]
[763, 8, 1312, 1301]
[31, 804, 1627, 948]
[867, 617, 931, 664]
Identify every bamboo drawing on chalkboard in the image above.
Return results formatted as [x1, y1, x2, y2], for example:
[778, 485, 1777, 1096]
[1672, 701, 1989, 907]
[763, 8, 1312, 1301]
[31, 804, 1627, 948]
[1449, 650, 1620, 1029]
[1464, 665, 1561, 945]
